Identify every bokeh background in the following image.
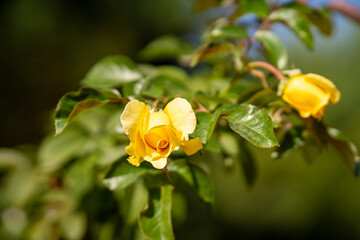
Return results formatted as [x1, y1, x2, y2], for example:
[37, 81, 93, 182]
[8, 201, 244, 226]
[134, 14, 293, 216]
[1, 0, 360, 239]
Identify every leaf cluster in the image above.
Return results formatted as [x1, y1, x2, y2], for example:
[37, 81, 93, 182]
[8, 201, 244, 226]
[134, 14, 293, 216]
[1, 0, 360, 239]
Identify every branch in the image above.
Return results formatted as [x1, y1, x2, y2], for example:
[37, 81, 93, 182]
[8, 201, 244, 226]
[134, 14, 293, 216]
[247, 61, 286, 81]
[249, 69, 271, 91]
[329, 1, 360, 24]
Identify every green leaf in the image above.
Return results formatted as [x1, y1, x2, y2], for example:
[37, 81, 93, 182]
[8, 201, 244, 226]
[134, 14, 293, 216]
[54, 88, 108, 135]
[99, 88, 122, 99]
[60, 212, 87, 240]
[103, 159, 159, 191]
[168, 159, 214, 204]
[255, 30, 288, 69]
[271, 126, 306, 160]
[64, 155, 96, 200]
[268, 8, 313, 49]
[191, 110, 221, 145]
[121, 181, 148, 225]
[82, 55, 142, 88]
[328, 128, 360, 176]
[245, 89, 278, 107]
[0, 148, 31, 170]
[138, 35, 192, 62]
[226, 104, 279, 148]
[138, 185, 175, 240]
[283, 3, 333, 36]
[38, 129, 88, 171]
[235, 0, 269, 18]
[191, 43, 233, 67]
[139, 65, 189, 98]
[210, 25, 248, 39]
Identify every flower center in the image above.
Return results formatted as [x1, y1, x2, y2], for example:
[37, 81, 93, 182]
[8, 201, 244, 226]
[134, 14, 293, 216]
[144, 127, 169, 152]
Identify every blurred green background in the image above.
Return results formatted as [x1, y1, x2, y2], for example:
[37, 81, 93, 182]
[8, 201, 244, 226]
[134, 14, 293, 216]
[1, 0, 360, 239]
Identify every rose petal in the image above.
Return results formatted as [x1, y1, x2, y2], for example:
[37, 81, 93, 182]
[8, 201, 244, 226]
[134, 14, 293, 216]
[306, 73, 341, 103]
[164, 98, 196, 139]
[121, 100, 149, 141]
[283, 76, 330, 119]
[181, 137, 203, 155]
[147, 112, 171, 131]
[149, 157, 168, 169]
[128, 155, 141, 167]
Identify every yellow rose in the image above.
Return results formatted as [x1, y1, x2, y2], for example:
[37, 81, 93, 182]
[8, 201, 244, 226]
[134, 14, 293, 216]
[282, 73, 340, 120]
[120, 97, 203, 169]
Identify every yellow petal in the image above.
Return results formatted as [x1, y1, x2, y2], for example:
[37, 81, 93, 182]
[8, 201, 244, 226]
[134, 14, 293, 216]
[120, 100, 149, 141]
[166, 127, 180, 150]
[164, 98, 196, 139]
[283, 76, 330, 119]
[181, 137, 203, 155]
[128, 155, 141, 167]
[149, 157, 168, 169]
[135, 133, 146, 158]
[306, 73, 340, 103]
[125, 133, 146, 166]
[125, 142, 135, 156]
[147, 112, 171, 131]
[144, 127, 169, 150]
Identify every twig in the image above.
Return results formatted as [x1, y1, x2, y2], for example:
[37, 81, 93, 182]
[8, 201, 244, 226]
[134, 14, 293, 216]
[329, 1, 360, 24]
[249, 68, 271, 91]
[247, 61, 286, 81]
[193, 100, 210, 113]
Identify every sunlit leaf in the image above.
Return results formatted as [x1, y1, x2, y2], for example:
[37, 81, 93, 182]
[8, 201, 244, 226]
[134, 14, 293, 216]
[235, 0, 269, 18]
[168, 159, 214, 204]
[268, 8, 313, 49]
[255, 30, 288, 69]
[54, 88, 108, 135]
[138, 185, 175, 240]
[99, 88, 122, 99]
[283, 3, 333, 36]
[226, 104, 279, 148]
[191, 110, 221, 145]
[103, 159, 159, 191]
[210, 25, 248, 39]
[82, 55, 142, 88]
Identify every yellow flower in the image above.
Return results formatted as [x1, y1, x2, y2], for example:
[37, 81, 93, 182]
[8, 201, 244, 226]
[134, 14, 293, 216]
[282, 73, 340, 120]
[120, 98, 203, 169]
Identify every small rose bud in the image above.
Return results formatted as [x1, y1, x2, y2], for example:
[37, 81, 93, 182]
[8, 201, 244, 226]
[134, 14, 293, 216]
[282, 73, 340, 120]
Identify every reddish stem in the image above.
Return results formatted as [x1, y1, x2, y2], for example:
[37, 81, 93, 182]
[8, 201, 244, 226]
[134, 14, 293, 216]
[247, 61, 286, 81]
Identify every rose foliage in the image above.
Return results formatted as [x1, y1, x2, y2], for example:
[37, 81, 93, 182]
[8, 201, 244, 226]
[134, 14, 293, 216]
[1, 0, 360, 239]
